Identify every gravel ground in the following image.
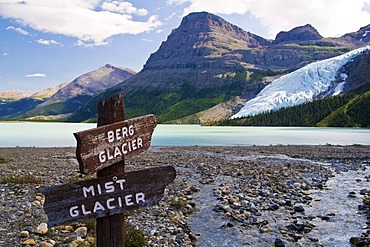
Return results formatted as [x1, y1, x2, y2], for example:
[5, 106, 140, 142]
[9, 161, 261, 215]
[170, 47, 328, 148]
[0, 145, 369, 247]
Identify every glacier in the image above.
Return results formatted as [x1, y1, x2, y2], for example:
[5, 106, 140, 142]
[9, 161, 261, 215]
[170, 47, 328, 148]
[231, 45, 370, 119]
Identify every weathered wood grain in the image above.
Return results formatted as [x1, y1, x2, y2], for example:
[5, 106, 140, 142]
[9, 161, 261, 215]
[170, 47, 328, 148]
[74, 114, 157, 174]
[96, 93, 126, 247]
[41, 165, 176, 227]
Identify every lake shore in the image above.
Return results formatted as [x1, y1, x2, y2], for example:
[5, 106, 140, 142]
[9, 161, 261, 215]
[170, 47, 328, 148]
[1, 145, 369, 246]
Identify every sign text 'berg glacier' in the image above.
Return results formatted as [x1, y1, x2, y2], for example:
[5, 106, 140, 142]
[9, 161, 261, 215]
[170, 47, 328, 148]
[74, 114, 156, 174]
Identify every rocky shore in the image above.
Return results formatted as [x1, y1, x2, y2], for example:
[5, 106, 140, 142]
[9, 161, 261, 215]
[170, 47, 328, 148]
[0, 145, 369, 246]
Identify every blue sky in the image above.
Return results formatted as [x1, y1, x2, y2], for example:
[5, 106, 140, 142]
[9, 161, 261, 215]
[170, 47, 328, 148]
[1, 0, 370, 92]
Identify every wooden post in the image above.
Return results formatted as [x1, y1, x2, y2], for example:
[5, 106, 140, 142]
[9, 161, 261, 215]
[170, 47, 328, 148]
[96, 93, 125, 247]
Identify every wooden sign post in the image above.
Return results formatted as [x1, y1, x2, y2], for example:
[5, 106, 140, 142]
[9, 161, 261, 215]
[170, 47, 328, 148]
[96, 93, 126, 247]
[41, 93, 176, 247]
[42, 165, 176, 227]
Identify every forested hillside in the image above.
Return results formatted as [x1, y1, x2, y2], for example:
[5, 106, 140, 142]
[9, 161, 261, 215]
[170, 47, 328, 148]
[218, 84, 370, 127]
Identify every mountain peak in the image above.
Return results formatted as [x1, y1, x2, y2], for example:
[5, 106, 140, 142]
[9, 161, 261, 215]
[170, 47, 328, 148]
[144, 11, 269, 71]
[273, 24, 323, 45]
[341, 24, 370, 45]
[179, 11, 235, 31]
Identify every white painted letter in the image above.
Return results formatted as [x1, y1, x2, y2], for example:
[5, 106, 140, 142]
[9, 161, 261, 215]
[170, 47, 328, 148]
[93, 201, 105, 213]
[116, 179, 126, 190]
[82, 204, 91, 215]
[114, 146, 122, 158]
[125, 194, 134, 206]
[107, 130, 115, 143]
[137, 137, 143, 148]
[136, 192, 145, 203]
[99, 151, 106, 163]
[83, 186, 95, 197]
[69, 206, 79, 217]
[106, 198, 115, 209]
[128, 125, 134, 136]
[132, 139, 137, 151]
[105, 181, 114, 193]
[121, 143, 127, 154]
[115, 128, 121, 141]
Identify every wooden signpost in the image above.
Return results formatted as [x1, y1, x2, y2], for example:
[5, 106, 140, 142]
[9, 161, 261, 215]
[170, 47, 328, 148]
[41, 165, 176, 227]
[74, 114, 156, 174]
[41, 93, 176, 247]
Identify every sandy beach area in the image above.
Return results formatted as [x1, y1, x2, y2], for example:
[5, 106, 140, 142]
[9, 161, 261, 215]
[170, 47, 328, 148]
[0, 145, 369, 246]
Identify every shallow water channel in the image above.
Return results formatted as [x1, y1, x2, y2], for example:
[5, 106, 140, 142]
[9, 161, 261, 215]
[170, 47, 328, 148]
[186, 154, 369, 246]
[298, 166, 369, 246]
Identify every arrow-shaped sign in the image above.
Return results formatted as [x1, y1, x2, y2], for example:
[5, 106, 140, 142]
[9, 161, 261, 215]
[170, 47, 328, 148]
[74, 114, 156, 174]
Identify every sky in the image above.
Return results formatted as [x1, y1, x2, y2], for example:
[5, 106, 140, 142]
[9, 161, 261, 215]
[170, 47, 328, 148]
[0, 0, 370, 93]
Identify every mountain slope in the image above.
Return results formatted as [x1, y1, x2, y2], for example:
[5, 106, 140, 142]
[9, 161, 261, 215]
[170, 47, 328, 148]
[232, 46, 370, 119]
[40, 64, 135, 106]
[0, 91, 33, 100]
[13, 64, 136, 120]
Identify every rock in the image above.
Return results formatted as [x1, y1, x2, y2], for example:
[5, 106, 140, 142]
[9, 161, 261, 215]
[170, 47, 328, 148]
[348, 191, 357, 198]
[349, 236, 361, 245]
[270, 203, 279, 210]
[285, 199, 292, 206]
[68, 240, 84, 247]
[293, 205, 305, 213]
[64, 225, 74, 231]
[260, 224, 272, 233]
[222, 205, 232, 213]
[20, 230, 30, 238]
[48, 239, 56, 246]
[75, 226, 88, 239]
[40, 242, 53, 247]
[226, 222, 234, 228]
[360, 189, 368, 195]
[87, 236, 95, 245]
[37, 223, 48, 235]
[229, 197, 238, 204]
[274, 238, 285, 247]
[22, 239, 36, 246]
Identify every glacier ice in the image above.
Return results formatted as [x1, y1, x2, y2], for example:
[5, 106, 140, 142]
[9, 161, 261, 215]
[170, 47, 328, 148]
[231, 46, 370, 119]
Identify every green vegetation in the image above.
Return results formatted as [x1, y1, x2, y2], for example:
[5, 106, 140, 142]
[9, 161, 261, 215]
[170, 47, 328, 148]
[0, 174, 41, 184]
[14, 95, 92, 120]
[218, 83, 370, 127]
[0, 157, 7, 163]
[125, 222, 147, 247]
[364, 191, 370, 208]
[76, 219, 146, 247]
[0, 98, 43, 119]
[68, 79, 251, 123]
[170, 197, 188, 209]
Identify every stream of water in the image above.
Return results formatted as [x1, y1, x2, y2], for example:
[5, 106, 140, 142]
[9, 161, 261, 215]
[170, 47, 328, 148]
[186, 156, 369, 246]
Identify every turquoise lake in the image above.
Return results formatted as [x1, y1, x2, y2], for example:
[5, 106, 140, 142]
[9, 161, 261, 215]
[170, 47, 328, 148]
[0, 122, 369, 147]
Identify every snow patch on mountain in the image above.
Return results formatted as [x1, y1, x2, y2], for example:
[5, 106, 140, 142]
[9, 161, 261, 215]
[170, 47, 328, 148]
[231, 46, 370, 119]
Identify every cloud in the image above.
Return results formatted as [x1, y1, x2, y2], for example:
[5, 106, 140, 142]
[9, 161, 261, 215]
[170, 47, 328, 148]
[101, 1, 148, 16]
[25, 73, 47, 78]
[168, 0, 370, 38]
[36, 39, 62, 46]
[0, 0, 162, 46]
[140, 38, 153, 42]
[6, 26, 30, 35]
[3, 53, 9, 56]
